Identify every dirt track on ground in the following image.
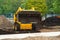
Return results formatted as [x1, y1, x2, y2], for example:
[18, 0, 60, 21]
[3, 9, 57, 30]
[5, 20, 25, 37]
[2, 36, 60, 40]
[40, 26, 60, 32]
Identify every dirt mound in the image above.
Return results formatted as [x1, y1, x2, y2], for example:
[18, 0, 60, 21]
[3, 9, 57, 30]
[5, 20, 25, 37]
[0, 15, 13, 29]
[43, 16, 60, 26]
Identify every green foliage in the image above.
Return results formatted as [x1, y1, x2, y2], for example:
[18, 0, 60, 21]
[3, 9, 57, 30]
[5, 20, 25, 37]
[21, 0, 48, 15]
[46, 0, 54, 12]
[0, 0, 60, 15]
[53, 0, 60, 13]
[0, 0, 21, 14]
[47, 0, 60, 14]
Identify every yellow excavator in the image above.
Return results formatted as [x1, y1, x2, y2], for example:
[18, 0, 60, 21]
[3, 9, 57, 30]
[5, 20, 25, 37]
[13, 7, 42, 32]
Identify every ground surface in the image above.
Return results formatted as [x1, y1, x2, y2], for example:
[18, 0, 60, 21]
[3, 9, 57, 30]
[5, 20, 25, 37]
[40, 26, 60, 32]
[0, 15, 60, 34]
[0, 15, 60, 40]
[1, 36, 60, 40]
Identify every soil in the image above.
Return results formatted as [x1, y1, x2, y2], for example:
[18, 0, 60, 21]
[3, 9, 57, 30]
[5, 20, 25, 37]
[2, 36, 60, 40]
[0, 15, 13, 29]
[0, 15, 14, 34]
[0, 15, 60, 40]
[40, 26, 60, 32]
[42, 16, 60, 26]
[0, 15, 60, 34]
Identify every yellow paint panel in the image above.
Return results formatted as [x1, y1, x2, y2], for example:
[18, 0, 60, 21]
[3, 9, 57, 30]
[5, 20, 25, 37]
[20, 24, 32, 30]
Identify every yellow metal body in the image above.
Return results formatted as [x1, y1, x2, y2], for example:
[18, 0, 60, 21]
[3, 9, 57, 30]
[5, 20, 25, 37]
[17, 21, 32, 30]
[13, 7, 35, 30]
[20, 23, 32, 30]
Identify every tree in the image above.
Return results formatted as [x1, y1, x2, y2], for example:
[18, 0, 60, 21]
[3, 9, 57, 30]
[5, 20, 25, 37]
[20, 0, 48, 15]
[53, 0, 60, 14]
[0, 0, 21, 15]
[47, 0, 60, 14]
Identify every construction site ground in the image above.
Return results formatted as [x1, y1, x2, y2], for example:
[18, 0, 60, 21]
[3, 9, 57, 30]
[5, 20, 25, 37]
[2, 36, 60, 40]
[0, 15, 60, 40]
[0, 15, 60, 34]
